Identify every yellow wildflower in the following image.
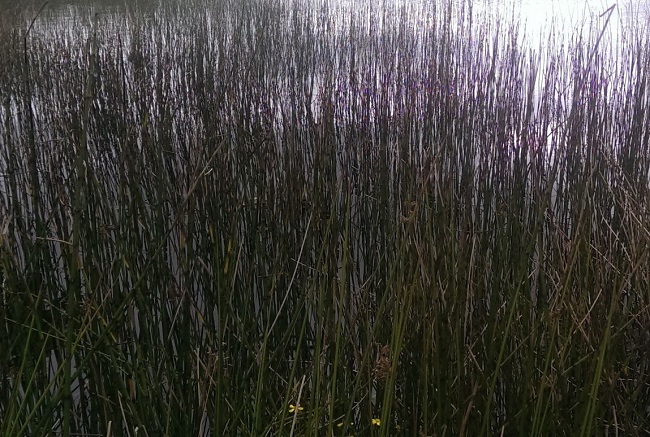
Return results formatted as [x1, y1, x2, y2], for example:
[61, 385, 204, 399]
[288, 404, 304, 413]
[371, 418, 381, 426]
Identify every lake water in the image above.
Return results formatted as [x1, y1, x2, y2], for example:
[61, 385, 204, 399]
[332, 0, 649, 44]
[12, 0, 650, 38]
[481, 0, 649, 49]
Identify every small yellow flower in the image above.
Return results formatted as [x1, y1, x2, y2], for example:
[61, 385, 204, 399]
[371, 418, 381, 426]
[337, 421, 353, 428]
[288, 404, 304, 413]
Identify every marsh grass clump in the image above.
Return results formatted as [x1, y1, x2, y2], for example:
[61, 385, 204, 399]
[1, 0, 649, 435]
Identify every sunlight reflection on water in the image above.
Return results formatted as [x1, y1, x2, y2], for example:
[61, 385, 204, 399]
[484, 0, 649, 44]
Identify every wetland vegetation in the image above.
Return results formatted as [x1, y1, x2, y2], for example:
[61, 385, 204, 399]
[0, 0, 649, 435]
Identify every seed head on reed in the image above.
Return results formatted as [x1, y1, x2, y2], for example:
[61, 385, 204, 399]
[373, 344, 392, 384]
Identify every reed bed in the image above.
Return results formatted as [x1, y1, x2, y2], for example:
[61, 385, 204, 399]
[1, 0, 649, 435]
